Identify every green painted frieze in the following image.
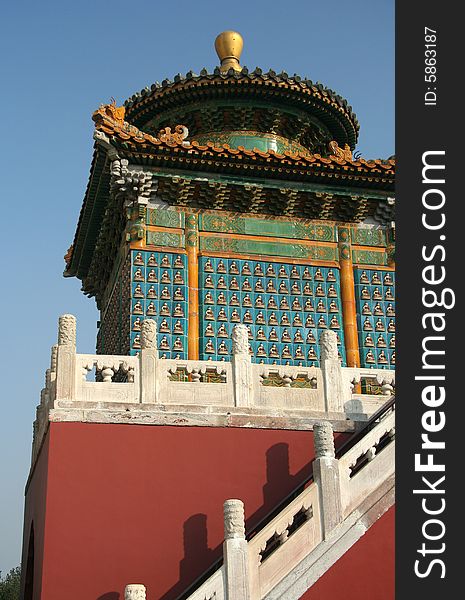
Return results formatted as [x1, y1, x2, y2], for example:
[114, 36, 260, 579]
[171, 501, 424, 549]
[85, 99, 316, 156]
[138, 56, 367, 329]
[352, 249, 388, 266]
[199, 214, 336, 242]
[146, 208, 185, 229]
[351, 228, 387, 247]
[146, 231, 185, 248]
[200, 236, 337, 261]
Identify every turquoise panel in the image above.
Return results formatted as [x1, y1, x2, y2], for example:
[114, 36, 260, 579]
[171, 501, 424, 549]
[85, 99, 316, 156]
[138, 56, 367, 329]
[354, 268, 395, 369]
[199, 257, 346, 367]
[130, 250, 188, 359]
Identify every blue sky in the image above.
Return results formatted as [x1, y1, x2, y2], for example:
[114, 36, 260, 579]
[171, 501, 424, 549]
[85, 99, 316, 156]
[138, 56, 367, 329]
[0, 0, 394, 574]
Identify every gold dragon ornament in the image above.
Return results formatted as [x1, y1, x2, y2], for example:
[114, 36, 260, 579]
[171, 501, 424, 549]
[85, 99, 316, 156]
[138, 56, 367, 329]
[328, 140, 353, 161]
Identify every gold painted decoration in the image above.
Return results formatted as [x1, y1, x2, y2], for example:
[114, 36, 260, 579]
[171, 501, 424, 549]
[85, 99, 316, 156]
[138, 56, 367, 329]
[93, 100, 190, 150]
[94, 98, 126, 127]
[64, 245, 74, 269]
[328, 140, 353, 161]
[215, 31, 244, 72]
[158, 125, 189, 145]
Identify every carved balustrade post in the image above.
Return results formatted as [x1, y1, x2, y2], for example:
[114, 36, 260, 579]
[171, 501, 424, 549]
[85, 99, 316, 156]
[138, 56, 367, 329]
[47, 344, 58, 403]
[139, 319, 159, 403]
[55, 314, 77, 401]
[319, 330, 348, 414]
[43, 369, 51, 403]
[124, 584, 146, 600]
[223, 499, 251, 600]
[231, 324, 254, 407]
[313, 421, 343, 536]
[50, 344, 58, 373]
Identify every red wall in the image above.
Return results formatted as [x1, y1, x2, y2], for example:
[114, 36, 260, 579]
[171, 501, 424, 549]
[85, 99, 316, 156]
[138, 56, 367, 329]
[23, 422, 350, 600]
[301, 506, 395, 600]
[20, 432, 50, 600]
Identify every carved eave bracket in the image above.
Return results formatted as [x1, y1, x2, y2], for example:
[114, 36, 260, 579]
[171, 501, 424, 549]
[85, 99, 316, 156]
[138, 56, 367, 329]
[110, 158, 157, 204]
[154, 176, 382, 222]
[93, 129, 120, 161]
[82, 158, 160, 303]
[108, 159, 159, 243]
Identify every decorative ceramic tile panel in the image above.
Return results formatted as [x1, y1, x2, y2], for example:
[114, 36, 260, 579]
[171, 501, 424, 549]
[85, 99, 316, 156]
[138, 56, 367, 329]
[129, 250, 188, 359]
[350, 228, 387, 247]
[354, 267, 396, 369]
[352, 249, 388, 266]
[145, 231, 185, 248]
[146, 208, 185, 229]
[199, 257, 346, 367]
[199, 213, 336, 242]
[200, 236, 338, 261]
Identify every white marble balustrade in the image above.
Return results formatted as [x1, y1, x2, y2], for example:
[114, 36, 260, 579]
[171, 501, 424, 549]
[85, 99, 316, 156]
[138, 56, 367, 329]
[45, 315, 394, 410]
[31, 315, 395, 466]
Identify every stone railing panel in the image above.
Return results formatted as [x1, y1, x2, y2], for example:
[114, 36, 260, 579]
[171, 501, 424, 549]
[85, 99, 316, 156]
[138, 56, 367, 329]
[158, 359, 234, 407]
[258, 510, 322, 598]
[338, 411, 395, 516]
[339, 411, 395, 475]
[248, 483, 321, 599]
[74, 354, 139, 404]
[184, 566, 225, 600]
[342, 367, 395, 395]
[341, 441, 395, 519]
[342, 367, 395, 419]
[253, 365, 325, 413]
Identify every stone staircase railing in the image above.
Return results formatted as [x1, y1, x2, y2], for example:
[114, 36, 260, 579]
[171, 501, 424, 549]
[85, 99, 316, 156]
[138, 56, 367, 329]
[123, 407, 395, 600]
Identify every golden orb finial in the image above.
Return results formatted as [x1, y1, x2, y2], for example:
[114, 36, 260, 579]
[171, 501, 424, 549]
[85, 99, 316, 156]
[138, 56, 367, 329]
[215, 31, 244, 72]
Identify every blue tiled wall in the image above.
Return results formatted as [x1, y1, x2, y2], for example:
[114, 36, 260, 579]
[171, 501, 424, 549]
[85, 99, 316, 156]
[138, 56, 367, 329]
[354, 268, 396, 369]
[199, 257, 346, 366]
[129, 250, 188, 358]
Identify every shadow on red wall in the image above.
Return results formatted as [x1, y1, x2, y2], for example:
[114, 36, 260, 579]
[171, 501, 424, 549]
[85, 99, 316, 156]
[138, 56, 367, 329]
[161, 441, 328, 600]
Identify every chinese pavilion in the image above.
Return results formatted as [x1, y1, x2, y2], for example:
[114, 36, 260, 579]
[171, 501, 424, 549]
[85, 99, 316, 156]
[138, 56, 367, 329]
[21, 32, 395, 600]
